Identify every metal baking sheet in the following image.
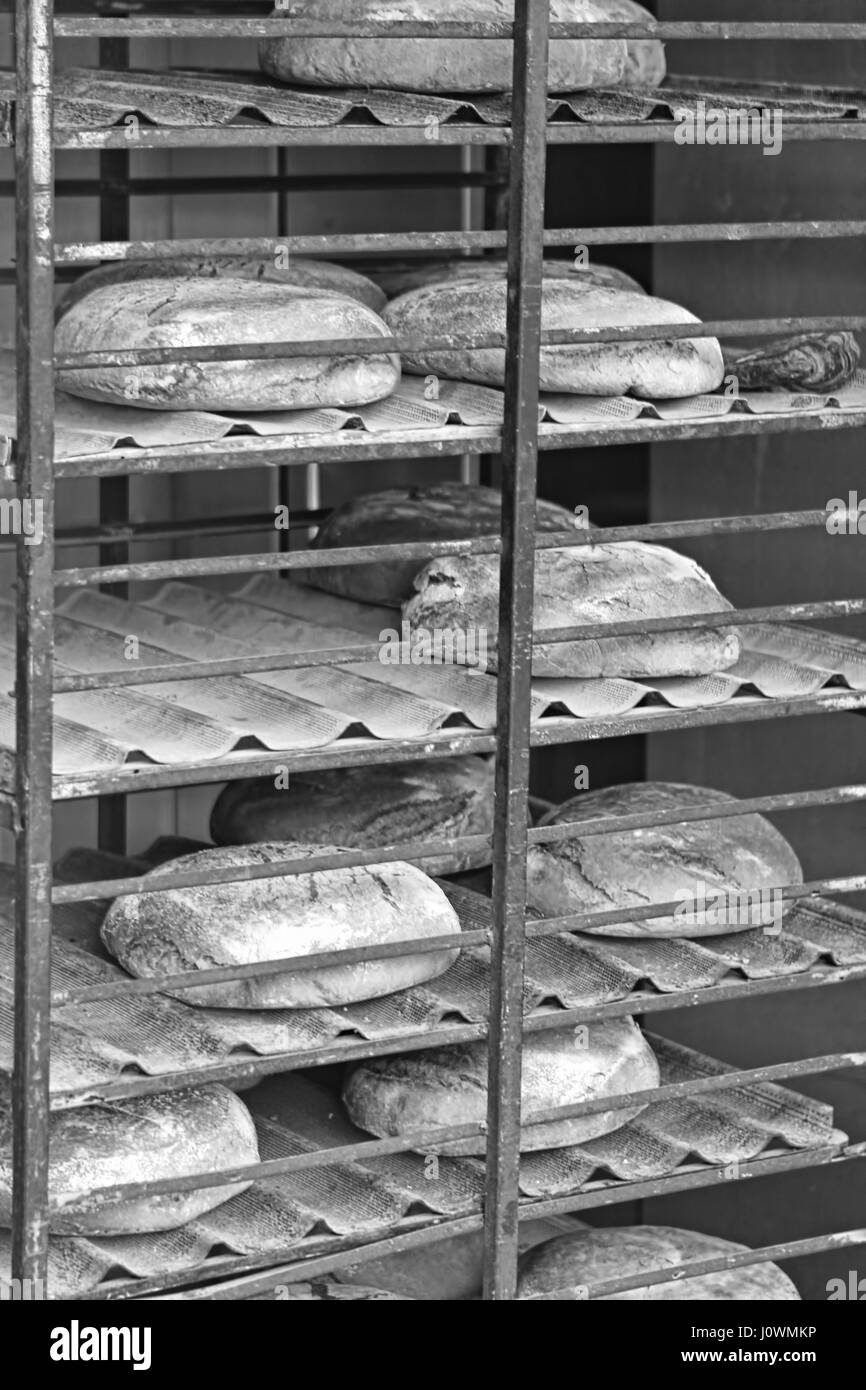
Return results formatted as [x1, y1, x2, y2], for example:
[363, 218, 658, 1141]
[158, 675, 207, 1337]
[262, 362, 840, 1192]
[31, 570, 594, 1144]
[1, 70, 865, 138]
[2, 353, 865, 464]
[0, 1045, 846, 1299]
[2, 848, 864, 1098]
[8, 575, 858, 778]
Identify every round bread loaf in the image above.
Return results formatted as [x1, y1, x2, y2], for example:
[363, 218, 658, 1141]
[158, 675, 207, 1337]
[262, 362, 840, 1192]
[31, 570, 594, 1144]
[343, 1019, 660, 1155]
[384, 279, 724, 398]
[403, 542, 741, 679]
[100, 843, 462, 1009]
[55, 278, 400, 412]
[307, 482, 577, 606]
[369, 257, 645, 303]
[56, 255, 387, 319]
[517, 1226, 801, 1300]
[260, 1, 629, 94]
[526, 782, 804, 938]
[605, 0, 667, 87]
[0, 1083, 259, 1237]
[210, 756, 495, 875]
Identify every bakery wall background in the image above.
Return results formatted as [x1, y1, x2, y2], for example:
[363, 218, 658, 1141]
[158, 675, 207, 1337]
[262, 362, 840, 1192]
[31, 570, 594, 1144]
[0, 4, 863, 1298]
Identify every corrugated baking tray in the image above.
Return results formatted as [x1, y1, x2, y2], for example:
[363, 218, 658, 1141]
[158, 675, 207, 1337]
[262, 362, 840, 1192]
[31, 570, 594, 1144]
[2, 354, 865, 465]
[0, 1049, 847, 1299]
[1, 575, 858, 777]
[2, 847, 864, 1099]
[1, 70, 866, 137]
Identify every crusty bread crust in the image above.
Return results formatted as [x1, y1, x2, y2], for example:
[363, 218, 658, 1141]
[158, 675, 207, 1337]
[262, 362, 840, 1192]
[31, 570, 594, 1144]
[518, 1226, 801, 1300]
[343, 1019, 660, 1154]
[0, 1083, 259, 1236]
[56, 278, 400, 412]
[210, 755, 496, 875]
[526, 781, 804, 937]
[101, 842, 462, 1009]
[260, 1, 628, 94]
[384, 279, 724, 398]
[403, 542, 741, 679]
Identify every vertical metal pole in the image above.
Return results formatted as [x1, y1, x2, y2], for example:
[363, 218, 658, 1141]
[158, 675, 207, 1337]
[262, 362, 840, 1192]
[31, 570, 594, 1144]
[12, 0, 55, 1287]
[482, 0, 550, 1301]
[97, 28, 130, 855]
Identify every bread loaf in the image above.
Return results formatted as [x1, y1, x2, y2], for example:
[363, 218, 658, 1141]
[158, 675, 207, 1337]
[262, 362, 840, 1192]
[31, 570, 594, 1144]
[57, 255, 387, 319]
[307, 482, 576, 607]
[526, 782, 804, 937]
[604, 0, 666, 87]
[723, 331, 861, 394]
[517, 1226, 801, 1300]
[0, 1083, 259, 1236]
[343, 1019, 660, 1155]
[100, 843, 462, 1009]
[55, 278, 400, 412]
[384, 279, 724, 397]
[210, 756, 495, 876]
[403, 542, 741, 679]
[369, 257, 646, 303]
[260, 1, 629, 94]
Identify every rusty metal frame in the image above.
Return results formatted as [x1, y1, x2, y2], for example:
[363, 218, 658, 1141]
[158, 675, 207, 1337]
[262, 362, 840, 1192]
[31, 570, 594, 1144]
[9, 5, 866, 1299]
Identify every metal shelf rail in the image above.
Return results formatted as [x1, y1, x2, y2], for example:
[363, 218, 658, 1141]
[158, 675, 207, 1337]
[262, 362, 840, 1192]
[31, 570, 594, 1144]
[9, 4, 866, 1300]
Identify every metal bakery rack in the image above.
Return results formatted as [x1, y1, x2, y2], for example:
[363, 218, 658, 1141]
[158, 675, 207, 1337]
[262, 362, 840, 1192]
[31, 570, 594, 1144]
[6, 2, 866, 1300]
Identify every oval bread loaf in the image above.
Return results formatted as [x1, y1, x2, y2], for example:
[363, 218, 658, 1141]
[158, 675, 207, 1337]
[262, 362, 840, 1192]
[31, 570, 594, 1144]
[0, 1083, 259, 1236]
[605, 0, 667, 87]
[403, 542, 741, 679]
[56, 255, 387, 319]
[210, 755, 496, 875]
[55, 278, 400, 412]
[307, 482, 576, 607]
[369, 257, 646, 303]
[100, 843, 462, 1009]
[526, 782, 804, 938]
[384, 279, 724, 398]
[260, 1, 629, 94]
[517, 1226, 801, 1300]
[343, 1019, 660, 1155]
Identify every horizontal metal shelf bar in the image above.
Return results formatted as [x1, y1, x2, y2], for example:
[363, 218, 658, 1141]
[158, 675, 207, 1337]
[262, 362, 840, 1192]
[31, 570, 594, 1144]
[47, 1051, 866, 1210]
[90, 1144, 864, 1300]
[0, 510, 326, 553]
[54, 221, 866, 265]
[47, 404, 866, 480]
[53, 315, 866, 370]
[47, 123, 866, 153]
[46, 871, 866, 1008]
[0, 173, 500, 205]
[50, 20, 866, 39]
[47, 965, 866, 1110]
[47, 598, 866, 690]
[49, 782, 866, 911]
[50, 509, 831, 589]
[527, 1227, 866, 1301]
[46, 691, 866, 802]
